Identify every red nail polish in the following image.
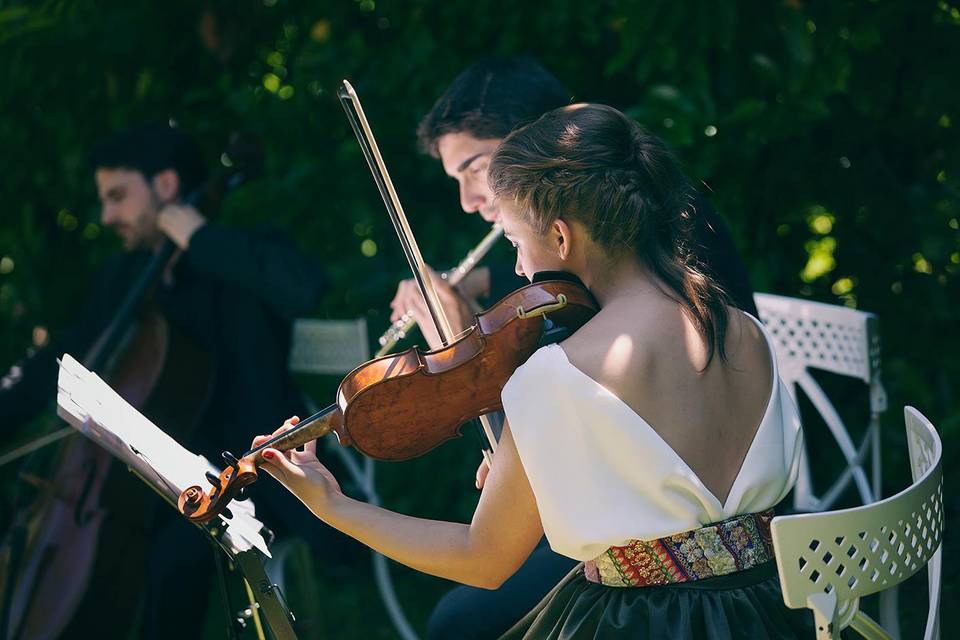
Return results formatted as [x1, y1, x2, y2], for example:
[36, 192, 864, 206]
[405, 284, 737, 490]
[263, 451, 274, 459]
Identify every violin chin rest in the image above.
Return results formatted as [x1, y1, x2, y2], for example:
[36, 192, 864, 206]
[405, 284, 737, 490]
[531, 270, 586, 287]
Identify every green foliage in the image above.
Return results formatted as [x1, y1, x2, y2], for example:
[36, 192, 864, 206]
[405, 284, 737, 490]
[1, 0, 957, 637]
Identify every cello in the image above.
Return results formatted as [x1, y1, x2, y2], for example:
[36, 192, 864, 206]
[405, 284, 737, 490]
[0, 132, 260, 640]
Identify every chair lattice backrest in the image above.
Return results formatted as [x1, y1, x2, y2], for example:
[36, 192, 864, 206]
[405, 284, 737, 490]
[289, 317, 370, 375]
[754, 293, 887, 511]
[905, 409, 943, 640]
[771, 407, 944, 640]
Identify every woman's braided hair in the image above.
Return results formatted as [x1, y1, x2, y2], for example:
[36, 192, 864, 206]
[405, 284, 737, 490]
[489, 103, 730, 365]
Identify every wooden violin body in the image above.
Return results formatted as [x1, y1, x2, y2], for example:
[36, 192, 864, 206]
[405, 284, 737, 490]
[336, 279, 597, 460]
[180, 84, 600, 525]
[179, 276, 598, 524]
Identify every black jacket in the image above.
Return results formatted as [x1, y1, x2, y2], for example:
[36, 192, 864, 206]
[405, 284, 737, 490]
[0, 222, 325, 454]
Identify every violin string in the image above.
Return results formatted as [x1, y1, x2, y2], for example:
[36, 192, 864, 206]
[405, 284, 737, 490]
[241, 404, 334, 458]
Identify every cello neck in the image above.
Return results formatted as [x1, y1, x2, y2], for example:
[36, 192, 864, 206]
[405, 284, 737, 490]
[84, 240, 177, 372]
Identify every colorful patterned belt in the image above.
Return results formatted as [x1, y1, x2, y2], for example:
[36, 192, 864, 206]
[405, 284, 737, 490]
[583, 510, 774, 587]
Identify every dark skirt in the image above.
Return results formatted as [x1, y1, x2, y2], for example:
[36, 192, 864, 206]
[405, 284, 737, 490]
[499, 561, 814, 640]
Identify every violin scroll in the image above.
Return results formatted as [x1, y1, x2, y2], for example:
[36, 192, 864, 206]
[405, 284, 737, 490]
[178, 452, 258, 524]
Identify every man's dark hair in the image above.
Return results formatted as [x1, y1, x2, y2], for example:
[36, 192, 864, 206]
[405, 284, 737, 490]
[416, 57, 571, 157]
[89, 123, 207, 197]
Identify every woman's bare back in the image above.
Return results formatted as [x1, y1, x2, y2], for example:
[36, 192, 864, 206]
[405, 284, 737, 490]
[560, 291, 773, 506]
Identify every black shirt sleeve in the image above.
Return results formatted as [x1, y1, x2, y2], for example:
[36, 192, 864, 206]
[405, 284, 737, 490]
[183, 223, 326, 319]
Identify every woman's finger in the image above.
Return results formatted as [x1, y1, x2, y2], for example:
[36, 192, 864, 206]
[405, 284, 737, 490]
[270, 415, 300, 437]
[259, 447, 296, 481]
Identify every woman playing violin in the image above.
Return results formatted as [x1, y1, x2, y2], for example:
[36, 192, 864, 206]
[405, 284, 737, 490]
[253, 103, 812, 639]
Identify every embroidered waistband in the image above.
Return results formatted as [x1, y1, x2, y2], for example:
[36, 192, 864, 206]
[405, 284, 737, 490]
[582, 510, 774, 588]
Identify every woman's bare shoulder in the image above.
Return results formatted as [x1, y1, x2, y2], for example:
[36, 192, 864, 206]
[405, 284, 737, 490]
[559, 295, 677, 377]
[723, 307, 772, 371]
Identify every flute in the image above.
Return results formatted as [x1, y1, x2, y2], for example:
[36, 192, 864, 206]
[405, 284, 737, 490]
[375, 222, 504, 357]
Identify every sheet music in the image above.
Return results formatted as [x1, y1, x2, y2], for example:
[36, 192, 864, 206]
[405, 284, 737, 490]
[56, 353, 271, 556]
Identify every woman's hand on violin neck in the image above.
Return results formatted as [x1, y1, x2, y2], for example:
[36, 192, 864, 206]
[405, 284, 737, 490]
[252, 416, 342, 516]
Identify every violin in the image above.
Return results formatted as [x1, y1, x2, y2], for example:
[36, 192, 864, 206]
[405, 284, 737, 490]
[178, 81, 598, 525]
[179, 273, 598, 524]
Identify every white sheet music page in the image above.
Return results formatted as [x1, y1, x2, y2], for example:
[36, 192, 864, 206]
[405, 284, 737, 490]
[56, 353, 271, 556]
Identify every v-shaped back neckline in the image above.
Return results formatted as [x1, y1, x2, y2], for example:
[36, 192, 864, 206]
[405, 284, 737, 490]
[545, 313, 778, 513]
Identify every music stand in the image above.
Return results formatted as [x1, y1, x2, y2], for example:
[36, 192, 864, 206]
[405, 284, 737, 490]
[56, 354, 298, 640]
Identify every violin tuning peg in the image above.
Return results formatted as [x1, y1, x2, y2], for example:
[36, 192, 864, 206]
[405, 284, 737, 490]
[222, 508, 233, 520]
[205, 471, 221, 487]
[222, 451, 240, 467]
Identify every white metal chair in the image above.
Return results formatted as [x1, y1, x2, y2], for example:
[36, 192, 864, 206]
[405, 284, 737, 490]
[287, 317, 420, 640]
[770, 407, 943, 639]
[288, 317, 372, 376]
[904, 408, 943, 640]
[754, 293, 888, 512]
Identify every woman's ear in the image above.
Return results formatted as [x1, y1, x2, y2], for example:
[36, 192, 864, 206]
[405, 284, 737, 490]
[553, 218, 574, 261]
[151, 169, 181, 203]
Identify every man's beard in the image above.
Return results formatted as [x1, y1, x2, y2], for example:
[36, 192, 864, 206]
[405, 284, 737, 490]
[124, 190, 166, 251]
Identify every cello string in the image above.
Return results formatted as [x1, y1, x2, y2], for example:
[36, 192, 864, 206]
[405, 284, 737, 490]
[0, 427, 74, 469]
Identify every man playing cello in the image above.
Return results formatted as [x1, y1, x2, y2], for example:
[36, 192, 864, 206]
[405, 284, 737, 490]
[0, 123, 330, 639]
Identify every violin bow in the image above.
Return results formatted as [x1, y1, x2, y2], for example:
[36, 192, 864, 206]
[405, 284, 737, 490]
[337, 80, 498, 460]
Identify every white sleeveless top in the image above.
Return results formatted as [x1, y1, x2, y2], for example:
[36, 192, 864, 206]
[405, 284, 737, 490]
[500, 315, 803, 561]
